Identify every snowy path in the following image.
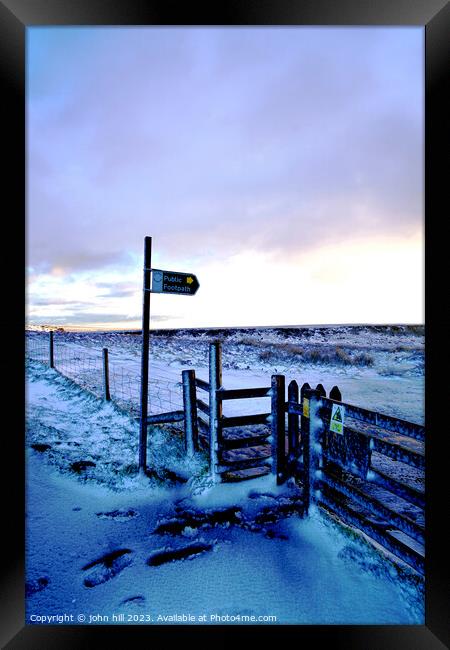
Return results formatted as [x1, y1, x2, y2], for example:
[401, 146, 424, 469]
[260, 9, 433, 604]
[26, 364, 423, 625]
[26, 453, 423, 625]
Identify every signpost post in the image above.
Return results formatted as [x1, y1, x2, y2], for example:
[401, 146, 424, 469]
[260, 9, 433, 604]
[138, 237, 200, 473]
[139, 236, 152, 472]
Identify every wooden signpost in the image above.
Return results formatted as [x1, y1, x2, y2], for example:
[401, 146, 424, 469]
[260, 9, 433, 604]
[139, 236, 200, 472]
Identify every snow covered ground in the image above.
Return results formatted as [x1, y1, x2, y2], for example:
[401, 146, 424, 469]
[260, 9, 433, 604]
[26, 449, 423, 625]
[26, 324, 424, 423]
[25, 325, 425, 625]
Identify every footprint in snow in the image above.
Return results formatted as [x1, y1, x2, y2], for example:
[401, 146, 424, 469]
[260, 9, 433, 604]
[121, 595, 146, 606]
[70, 460, 96, 473]
[96, 509, 139, 521]
[82, 549, 133, 588]
[264, 529, 289, 541]
[26, 577, 49, 596]
[147, 543, 213, 566]
[30, 443, 51, 453]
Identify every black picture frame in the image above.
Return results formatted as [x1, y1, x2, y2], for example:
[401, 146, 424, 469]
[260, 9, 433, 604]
[2, 1, 448, 647]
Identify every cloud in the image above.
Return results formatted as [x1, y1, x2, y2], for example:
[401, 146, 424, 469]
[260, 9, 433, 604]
[151, 314, 180, 322]
[96, 289, 136, 298]
[27, 27, 423, 275]
[27, 312, 177, 326]
[29, 297, 97, 307]
[92, 281, 137, 298]
[28, 312, 140, 325]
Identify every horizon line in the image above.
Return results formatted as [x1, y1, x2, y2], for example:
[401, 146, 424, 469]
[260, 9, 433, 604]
[25, 322, 424, 333]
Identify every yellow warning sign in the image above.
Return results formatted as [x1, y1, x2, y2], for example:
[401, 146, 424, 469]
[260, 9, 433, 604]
[303, 398, 309, 418]
[330, 403, 344, 435]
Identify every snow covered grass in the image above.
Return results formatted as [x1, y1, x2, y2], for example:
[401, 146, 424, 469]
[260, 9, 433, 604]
[26, 324, 424, 377]
[26, 324, 424, 423]
[25, 350, 424, 626]
[246, 340, 375, 367]
[25, 449, 424, 625]
[26, 360, 207, 490]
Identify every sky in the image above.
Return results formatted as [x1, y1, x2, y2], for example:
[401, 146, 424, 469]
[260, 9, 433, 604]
[26, 27, 424, 330]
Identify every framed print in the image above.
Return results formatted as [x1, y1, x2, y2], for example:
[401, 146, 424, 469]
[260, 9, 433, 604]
[1, 1, 448, 648]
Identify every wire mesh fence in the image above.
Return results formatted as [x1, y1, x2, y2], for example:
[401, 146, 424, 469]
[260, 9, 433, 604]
[25, 331, 184, 417]
[26, 333, 49, 364]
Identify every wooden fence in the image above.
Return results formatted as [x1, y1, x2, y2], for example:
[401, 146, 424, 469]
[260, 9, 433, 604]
[286, 386, 424, 575]
[30, 334, 425, 575]
[180, 341, 425, 575]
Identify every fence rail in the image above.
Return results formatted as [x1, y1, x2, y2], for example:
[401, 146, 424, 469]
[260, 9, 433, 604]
[221, 413, 271, 428]
[195, 377, 210, 392]
[217, 386, 272, 400]
[319, 398, 425, 442]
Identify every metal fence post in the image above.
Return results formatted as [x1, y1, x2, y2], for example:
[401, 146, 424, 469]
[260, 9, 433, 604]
[102, 348, 111, 401]
[209, 341, 223, 482]
[182, 369, 198, 457]
[49, 331, 54, 368]
[271, 374, 286, 485]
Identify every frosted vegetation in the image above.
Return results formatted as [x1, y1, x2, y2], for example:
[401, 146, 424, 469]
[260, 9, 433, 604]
[26, 324, 424, 422]
[25, 324, 424, 625]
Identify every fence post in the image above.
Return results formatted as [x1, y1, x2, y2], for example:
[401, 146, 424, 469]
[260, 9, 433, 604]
[209, 341, 223, 482]
[315, 383, 326, 398]
[330, 383, 372, 482]
[300, 383, 311, 513]
[327, 385, 343, 480]
[308, 389, 324, 512]
[287, 379, 299, 473]
[49, 331, 54, 368]
[182, 369, 198, 457]
[271, 374, 286, 485]
[315, 384, 329, 474]
[102, 348, 111, 401]
[329, 385, 342, 402]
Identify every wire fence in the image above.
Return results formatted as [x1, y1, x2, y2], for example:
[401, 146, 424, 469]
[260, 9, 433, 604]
[25, 331, 184, 417]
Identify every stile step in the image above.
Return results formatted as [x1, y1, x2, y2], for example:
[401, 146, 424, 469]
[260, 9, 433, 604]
[221, 466, 271, 483]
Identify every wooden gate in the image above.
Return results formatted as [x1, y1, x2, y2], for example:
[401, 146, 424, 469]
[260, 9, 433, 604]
[181, 339, 424, 574]
[189, 342, 282, 482]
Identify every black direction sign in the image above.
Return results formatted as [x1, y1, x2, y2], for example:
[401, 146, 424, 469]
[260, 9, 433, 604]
[150, 269, 200, 295]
